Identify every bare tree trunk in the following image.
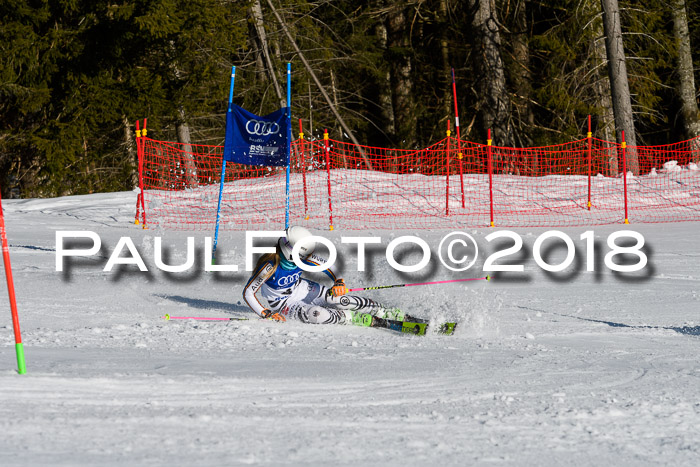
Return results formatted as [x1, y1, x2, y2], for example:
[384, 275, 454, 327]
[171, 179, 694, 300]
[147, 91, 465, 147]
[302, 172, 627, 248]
[587, 0, 617, 175]
[375, 19, 396, 140]
[330, 69, 348, 167]
[671, 0, 700, 151]
[250, 0, 286, 108]
[308, 80, 314, 137]
[176, 108, 199, 188]
[387, 3, 417, 148]
[123, 115, 138, 188]
[438, 0, 452, 118]
[248, 16, 265, 78]
[469, 0, 514, 147]
[512, 0, 533, 147]
[264, 0, 372, 169]
[83, 137, 93, 194]
[601, 0, 638, 174]
[330, 69, 340, 138]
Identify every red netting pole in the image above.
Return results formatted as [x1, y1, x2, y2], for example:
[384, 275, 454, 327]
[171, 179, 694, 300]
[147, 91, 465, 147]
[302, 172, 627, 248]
[135, 193, 141, 224]
[587, 115, 592, 210]
[451, 68, 465, 207]
[0, 192, 26, 374]
[488, 128, 494, 227]
[622, 130, 629, 224]
[298, 119, 309, 220]
[134, 120, 142, 224]
[446, 120, 451, 216]
[137, 194, 142, 220]
[137, 119, 148, 228]
[324, 129, 334, 231]
[458, 144, 465, 209]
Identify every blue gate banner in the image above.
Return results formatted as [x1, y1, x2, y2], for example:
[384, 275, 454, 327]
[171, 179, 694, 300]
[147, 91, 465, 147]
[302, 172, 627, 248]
[223, 104, 290, 166]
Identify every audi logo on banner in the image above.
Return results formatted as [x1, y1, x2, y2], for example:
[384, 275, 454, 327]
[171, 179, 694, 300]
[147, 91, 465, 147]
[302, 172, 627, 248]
[246, 119, 280, 136]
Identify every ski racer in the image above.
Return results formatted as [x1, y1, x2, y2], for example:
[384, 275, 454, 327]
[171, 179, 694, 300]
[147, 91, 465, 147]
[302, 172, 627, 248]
[243, 226, 403, 325]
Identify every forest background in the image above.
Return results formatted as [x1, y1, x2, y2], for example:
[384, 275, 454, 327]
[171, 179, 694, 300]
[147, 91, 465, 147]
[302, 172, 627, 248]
[1, 0, 699, 198]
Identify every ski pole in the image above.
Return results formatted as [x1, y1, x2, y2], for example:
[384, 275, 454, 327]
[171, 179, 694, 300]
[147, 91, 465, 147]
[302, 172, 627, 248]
[348, 275, 490, 292]
[163, 314, 249, 321]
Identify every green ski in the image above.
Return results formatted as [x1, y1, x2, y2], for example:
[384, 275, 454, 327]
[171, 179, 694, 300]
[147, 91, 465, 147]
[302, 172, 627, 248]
[396, 320, 457, 336]
[350, 312, 457, 336]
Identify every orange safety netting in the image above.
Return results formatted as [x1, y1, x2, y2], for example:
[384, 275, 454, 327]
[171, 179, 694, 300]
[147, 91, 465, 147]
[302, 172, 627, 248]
[134, 127, 700, 230]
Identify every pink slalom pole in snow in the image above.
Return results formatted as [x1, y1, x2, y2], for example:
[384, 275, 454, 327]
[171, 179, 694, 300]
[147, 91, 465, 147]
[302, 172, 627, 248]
[163, 314, 249, 321]
[348, 275, 490, 292]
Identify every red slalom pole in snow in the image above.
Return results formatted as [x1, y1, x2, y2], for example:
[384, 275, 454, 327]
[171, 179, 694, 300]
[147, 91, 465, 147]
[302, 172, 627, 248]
[348, 275, 490, 292]
[0, 193, 26, 374]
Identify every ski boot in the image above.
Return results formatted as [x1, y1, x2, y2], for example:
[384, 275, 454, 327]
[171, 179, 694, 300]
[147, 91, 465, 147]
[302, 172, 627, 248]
[347, 311, 374, 327]
[372, 307, 405, 322]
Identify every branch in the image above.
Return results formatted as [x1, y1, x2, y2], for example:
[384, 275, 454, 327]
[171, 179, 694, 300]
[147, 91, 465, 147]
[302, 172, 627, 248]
[264, 0, 372, 170]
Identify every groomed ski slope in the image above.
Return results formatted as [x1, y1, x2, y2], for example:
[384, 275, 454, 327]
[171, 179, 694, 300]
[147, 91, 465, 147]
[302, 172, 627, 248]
[1, 189, 699, 466]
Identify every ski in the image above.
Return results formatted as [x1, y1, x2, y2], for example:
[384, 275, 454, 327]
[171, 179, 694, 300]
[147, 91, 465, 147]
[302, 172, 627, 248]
[161, 312, 456, 336]
[368, 315, 458, 336]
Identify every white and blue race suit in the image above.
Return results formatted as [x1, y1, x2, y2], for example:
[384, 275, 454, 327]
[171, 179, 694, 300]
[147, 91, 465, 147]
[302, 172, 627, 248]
[243, 253, 381, 324]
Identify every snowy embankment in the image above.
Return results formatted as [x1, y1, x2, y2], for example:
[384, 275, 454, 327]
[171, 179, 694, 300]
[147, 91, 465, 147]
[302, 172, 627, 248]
[1, 190, 699, 466]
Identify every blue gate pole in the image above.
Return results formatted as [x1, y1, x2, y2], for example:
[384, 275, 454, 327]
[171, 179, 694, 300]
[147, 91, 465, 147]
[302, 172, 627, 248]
[285, 62, 292, 229]
[213, 66, 236, 263]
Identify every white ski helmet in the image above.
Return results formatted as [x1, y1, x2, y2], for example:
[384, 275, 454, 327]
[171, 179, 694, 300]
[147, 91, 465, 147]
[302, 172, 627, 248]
[278, 226, 316, 261]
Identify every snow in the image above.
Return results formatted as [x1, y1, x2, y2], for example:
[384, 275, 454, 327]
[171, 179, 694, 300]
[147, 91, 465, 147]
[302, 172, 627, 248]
[662, 160, 680, 172]
[1, 190, 699, 466]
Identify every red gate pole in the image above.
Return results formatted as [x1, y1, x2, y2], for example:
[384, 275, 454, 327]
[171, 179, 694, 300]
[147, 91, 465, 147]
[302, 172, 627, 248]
[446, 120, 451, 216]
[622, 130, 629, 224]
[0, 193, 26, 374]
[135, 193, 142, 224]
[488, 129, 495, 227]
[451, 68, 465, 208]
[298, 119, 309, 220]
[587, 115, 592, 210]
[323, 129, 334, 231]
[134, 120, 142, 224]
[137, 119, 148, 228]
